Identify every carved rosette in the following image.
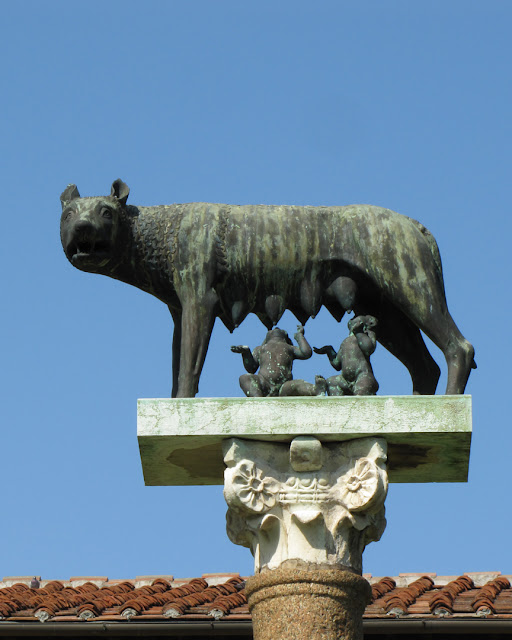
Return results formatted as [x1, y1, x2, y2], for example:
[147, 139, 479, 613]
[227, 461, 278, 512]
[223, 436, 388, 573]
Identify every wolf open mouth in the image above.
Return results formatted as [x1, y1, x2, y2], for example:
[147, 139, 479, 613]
[69, 239, 110, 262]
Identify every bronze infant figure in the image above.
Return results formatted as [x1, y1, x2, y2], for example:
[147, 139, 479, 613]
[231, 325, 314, 397]
[315, 315, 379, 396]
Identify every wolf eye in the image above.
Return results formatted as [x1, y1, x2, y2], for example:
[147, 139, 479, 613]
[101, 208, 113, 219]
[63, 209, 73, 221]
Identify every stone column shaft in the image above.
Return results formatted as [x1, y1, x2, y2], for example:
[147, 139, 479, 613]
[246, 565, 370, 640]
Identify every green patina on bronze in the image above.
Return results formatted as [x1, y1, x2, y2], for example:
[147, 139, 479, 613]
[60, 180, 475, 398]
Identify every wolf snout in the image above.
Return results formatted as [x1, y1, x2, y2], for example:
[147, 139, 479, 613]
[72, 219, 96, 239]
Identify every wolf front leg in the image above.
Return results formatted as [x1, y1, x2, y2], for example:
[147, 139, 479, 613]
[176, 291, 219, 397]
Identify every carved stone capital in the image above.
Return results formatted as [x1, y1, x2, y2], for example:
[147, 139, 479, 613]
[223, 436, 388, 573]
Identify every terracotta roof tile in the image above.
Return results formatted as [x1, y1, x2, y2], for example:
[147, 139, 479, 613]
[371, 576, 396, 600]
[381, 575, 435, 616]
[472, 576, 511, 615]
[1, 572, 512, 629]
[429, 575, 474, 615]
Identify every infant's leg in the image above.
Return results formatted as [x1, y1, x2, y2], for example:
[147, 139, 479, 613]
[352, 372, 379, 396]
[279, 380, 318, 396]
[239, 374, 267, 397]
[326, 374, 351, 396]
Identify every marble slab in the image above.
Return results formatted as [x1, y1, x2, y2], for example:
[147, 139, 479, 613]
[137, 395, 472, 485]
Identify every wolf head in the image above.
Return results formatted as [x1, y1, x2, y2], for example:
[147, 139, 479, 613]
[60, 179, 130, 273]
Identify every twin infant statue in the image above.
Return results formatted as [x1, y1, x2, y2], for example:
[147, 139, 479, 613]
[231, 315, 379, 397]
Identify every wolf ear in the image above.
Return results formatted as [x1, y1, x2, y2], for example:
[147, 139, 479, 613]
[111, 179, 130, 206]
[60, 184, 80, 210]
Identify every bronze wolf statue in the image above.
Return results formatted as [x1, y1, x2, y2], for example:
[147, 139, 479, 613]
[60, 180, 475, 397]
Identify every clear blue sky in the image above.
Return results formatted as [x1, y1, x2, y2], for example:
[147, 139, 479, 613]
[1, 1, 510, 580]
